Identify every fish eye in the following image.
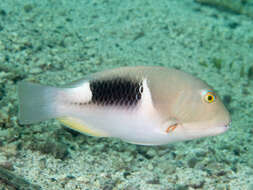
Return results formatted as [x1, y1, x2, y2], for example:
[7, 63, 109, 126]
[203, 91, 216, 103]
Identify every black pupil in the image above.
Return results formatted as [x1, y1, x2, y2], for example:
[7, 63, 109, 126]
[208, 95, 213, 101]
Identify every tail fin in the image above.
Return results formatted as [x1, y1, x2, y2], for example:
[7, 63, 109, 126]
[18, 81, 62, 124]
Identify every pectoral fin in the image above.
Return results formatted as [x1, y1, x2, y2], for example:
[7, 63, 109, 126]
[57, 117, 108, 137]
[161, 118, 180, 134]
[166, 123, 178, 133]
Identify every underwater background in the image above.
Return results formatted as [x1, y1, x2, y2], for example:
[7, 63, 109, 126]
[0, 0, 253, 189]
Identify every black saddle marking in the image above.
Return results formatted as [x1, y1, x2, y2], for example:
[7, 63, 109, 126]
[89, 77, 143, 107]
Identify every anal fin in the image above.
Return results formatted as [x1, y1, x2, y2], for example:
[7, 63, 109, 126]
[57, 117, 108, 137]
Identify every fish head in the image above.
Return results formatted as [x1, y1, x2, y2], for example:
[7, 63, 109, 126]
[167, 76, 231, 141]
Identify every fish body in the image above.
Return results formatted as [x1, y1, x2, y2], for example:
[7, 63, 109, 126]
[18, 66, 230, 145]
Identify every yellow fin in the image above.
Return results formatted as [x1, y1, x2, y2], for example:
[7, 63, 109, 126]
[57, 117, 107, 137]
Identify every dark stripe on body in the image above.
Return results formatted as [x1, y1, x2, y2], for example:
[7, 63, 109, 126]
[89, 78, 143, 107]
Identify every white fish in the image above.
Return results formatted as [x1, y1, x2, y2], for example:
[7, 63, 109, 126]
[18, 66, 231, 145]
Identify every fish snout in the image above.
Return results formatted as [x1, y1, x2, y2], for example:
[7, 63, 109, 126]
[224, 120, 231, 131]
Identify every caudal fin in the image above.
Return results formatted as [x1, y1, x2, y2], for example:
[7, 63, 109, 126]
[18, 81, 62, 124]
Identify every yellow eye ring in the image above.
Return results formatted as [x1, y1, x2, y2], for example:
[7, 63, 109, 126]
[203, 91, 216, 103]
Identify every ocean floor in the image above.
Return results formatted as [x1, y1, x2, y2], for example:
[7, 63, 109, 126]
[0, 0, 253, 189]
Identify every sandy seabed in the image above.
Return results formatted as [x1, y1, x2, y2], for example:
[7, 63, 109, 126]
[0, 0, 253, 189]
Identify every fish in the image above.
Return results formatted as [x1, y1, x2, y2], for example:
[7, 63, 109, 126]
[17, 66, 231, 145]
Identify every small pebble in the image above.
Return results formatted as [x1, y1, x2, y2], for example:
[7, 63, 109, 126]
[147, 163, 154, 170]
[188, 157, 198, 168]
[146, 149, 156, 158]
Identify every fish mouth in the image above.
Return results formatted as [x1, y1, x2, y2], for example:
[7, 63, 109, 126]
[221, 120, 231, 133]
[212, 120, 231, 136]
[226, 120, 231, 128]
